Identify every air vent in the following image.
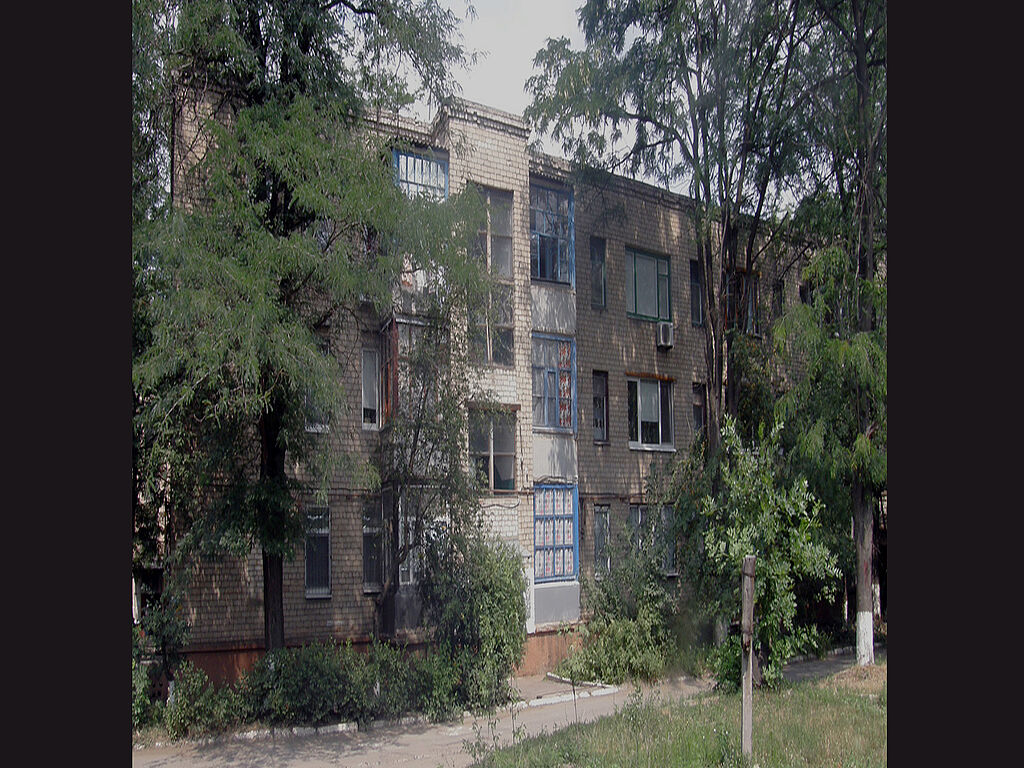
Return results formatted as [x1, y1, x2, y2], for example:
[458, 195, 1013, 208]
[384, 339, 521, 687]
[657, 321, 674, 349]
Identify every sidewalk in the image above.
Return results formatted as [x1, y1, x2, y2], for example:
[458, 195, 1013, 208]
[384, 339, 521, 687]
[131, 646, 883, 768]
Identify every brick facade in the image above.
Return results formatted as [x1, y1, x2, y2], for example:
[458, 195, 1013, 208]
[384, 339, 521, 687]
[170, 97, 806, 677]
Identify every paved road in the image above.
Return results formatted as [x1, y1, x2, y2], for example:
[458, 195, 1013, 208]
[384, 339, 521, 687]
[132, 648, 884, 768]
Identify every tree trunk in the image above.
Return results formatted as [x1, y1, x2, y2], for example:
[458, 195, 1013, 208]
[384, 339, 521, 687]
[259, 395, 289, 652]
[263, 549, 285, 650]
[853, 477, 874, 665]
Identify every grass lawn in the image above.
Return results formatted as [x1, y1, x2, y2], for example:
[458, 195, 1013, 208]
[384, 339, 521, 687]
[473, 662, 887, 768]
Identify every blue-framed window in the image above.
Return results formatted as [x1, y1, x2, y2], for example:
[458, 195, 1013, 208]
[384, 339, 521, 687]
[529, 183, 574, 285]
[393, 149, 448, 200]
[531, 334, 576, 432]
[533, 485, 579, 583]
[626, 248, 671, 321]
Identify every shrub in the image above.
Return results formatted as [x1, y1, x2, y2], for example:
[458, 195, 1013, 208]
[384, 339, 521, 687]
[132, 657, 152, 731]
[365, 639, 415, 721]
[241, 641, 373, 726]
[164, 661, 243, 738]
[557, 523, 675, 684]
[419, 526, 527, 711]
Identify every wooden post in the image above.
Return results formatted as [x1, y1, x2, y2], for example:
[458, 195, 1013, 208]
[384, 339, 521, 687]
[741, 555, 756, 759]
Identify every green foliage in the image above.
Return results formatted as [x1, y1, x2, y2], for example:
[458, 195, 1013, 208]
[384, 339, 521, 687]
[139, 591, 191, 683]
[164, 661, 245, 739]
[419, 526, 527, 710]
[668, 417, 838, 688]
[132, 657, 153, 731]
[557, 521, 676, 684]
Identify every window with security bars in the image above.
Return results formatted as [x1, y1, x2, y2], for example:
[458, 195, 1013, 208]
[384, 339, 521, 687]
[593, 504, 610, 576]
[393, 149, 448, 200]
[534, 485, 578, 582]
[470, 189, 515, 366]
[304, 506, 330, 598]
[629, 503, 677, 575]
[398, 490, 424, 586]
[593, 371, 608, 443]
[530, 183, 573, 284]
[362, 496, 384, 592]
[532, 335, 575, 431]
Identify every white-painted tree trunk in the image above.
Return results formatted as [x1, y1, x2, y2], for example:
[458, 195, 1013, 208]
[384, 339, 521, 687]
[856, 611, 874, 666]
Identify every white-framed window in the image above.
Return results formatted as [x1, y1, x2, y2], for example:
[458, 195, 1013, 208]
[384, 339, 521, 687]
[393, 148, 448, 200]
[362, 495, 384, 593]
[626, 248, 671, 321]
[593, 504, 610, 576]
[593, 371, 608, 443]
[469, 409, 516, 492]
[627, 376, 673, 449]
[530, 183, 574, 285]
[591, 236, 606, 309]
[304, 505, 331, 598]
[362, 348, 380, 429]
[532, 335, 575, 432]
[470, 187, 515, 366]
[534, 485, 578, 583]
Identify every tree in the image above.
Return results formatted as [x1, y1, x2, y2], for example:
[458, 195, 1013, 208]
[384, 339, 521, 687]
[133, 0, 482, 652]
[663, 417, 839, 687]
[525, 0, 820, 456]
[775, 0, 886, 666]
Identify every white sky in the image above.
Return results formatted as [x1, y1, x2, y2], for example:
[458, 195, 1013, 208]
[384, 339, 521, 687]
[409, 0, 588, 155]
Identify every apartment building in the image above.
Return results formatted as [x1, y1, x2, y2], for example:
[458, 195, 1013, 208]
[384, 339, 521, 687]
[170, 98, 804, 684]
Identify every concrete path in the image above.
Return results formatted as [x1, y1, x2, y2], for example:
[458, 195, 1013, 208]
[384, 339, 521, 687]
[132, 647, 884, 768]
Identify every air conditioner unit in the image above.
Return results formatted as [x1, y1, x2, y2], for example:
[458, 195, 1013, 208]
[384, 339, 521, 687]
[657, 321, 674, 349]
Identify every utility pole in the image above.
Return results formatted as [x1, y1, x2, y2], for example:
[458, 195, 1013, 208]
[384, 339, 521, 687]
[741, 555, 756, 759]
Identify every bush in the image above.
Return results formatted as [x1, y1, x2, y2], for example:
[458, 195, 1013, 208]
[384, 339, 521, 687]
[132, 657, 152, 731]
[241, 641, 371, 726]
[164, 661, 243, 738]
[557, 523, 675, 684]
[419, 526, 527, 711]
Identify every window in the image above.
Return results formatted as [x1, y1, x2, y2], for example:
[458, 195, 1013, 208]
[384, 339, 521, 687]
[382, 318, 428, 425]
[362, 348, 380, 429]
[772, 279, 784, 319]
[534, 485, 578, 582]
[592, 371, 608, 443]
[393, 149, 448, 200]
[726, 271, 759, 333]
[690, 259, 704, 326]
[590, 237, 606, 309]
[398, 490, 423, 586]
[470, 188, 515, 365]
[692, 383, 706, 444]
[626, 248, 670, 321]
[305, 333, 332, 432]
[629, 503, 676, 574]
[627, 377, 673, 448]
[530, 183, 573, 284]
[532, 336, 575, 431]
[469, 410, 516, 492]
[362, 496, 383, 592]
[593, 504, 610, 576]
[305, 505, 330, 598]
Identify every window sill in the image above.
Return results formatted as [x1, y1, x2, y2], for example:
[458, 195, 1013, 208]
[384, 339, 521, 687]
[627, 443, 676, 453]
[363, 585, 382, 595]
[531, 277, 573, 288]
[305, 424, 330, 434]
[627, 313, 671, 323]
[593, 439, 610, 447]
[534, 577, 580, 586]
[305, 590, 331, 600]
[534, 426, 574, 436]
